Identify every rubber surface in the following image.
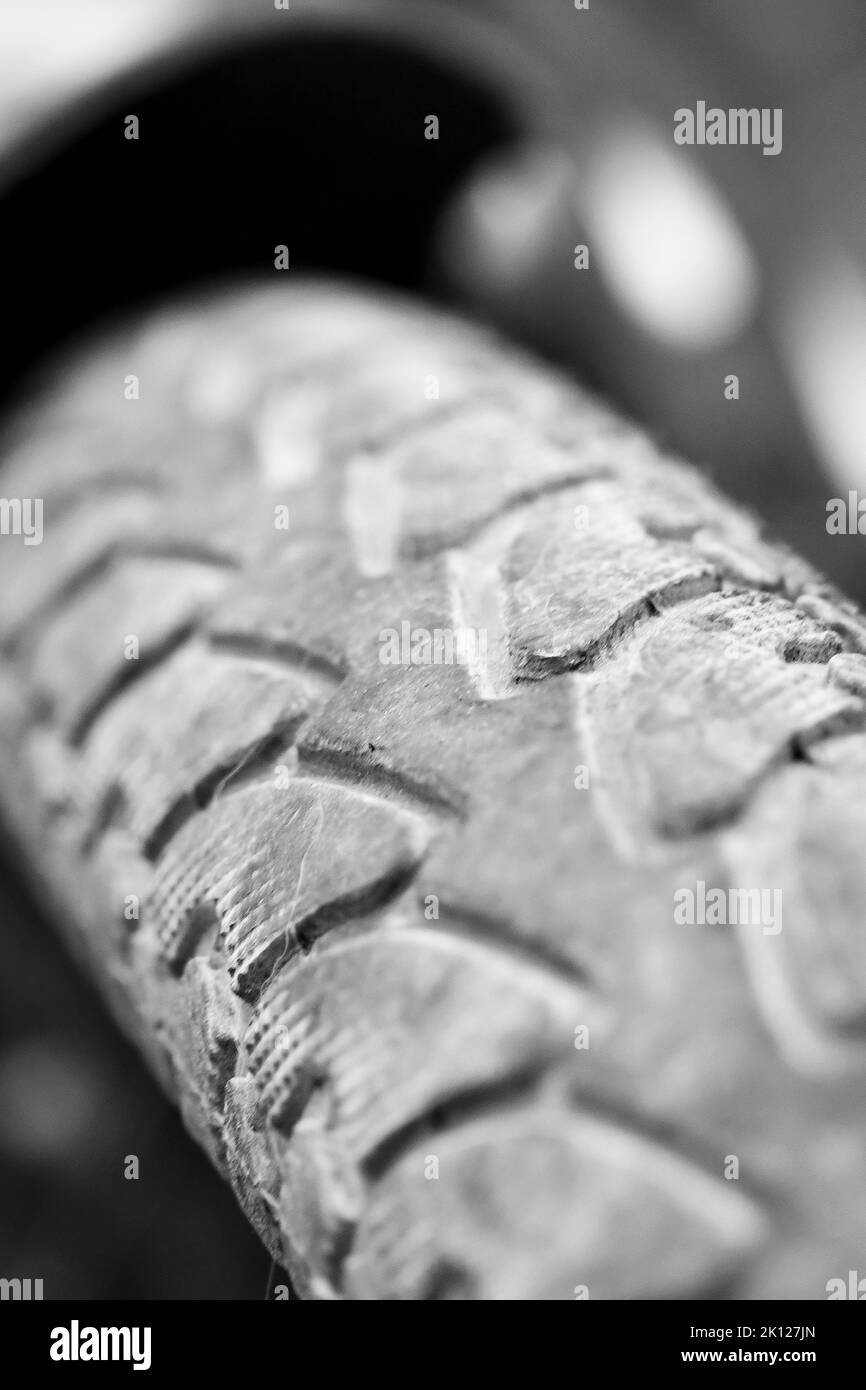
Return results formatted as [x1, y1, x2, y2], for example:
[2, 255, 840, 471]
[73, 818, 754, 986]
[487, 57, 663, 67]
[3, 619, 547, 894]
[2, 280, 866, 1300]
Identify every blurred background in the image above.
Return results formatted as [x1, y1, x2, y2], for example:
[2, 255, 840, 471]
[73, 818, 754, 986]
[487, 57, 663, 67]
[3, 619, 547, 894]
[1, 0, 865, 1297]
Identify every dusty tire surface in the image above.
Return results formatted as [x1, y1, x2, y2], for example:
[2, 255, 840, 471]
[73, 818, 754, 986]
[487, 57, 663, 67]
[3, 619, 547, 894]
[2, 279, 866, 1300]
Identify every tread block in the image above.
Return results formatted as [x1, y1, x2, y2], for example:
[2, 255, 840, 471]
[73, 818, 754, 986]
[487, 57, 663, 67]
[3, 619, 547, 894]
[0, 491, 157, 640]
[150, 778, 430, 999]
[725, 753, 866, 1072]
[28, 556, 230, 740]
[578, 591, 862, 841]
[504, 479, 719, 676]
[82, 641, 327, 854]
[244, 930, 584, 1153]
[390, 403, 619, 558]
[344, 1108, 764, 1300]
[205, 546, 360, 680]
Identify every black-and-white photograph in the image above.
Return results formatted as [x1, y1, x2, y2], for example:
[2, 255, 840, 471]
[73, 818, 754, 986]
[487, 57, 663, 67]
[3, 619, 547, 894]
[1, 0, 865, 1343]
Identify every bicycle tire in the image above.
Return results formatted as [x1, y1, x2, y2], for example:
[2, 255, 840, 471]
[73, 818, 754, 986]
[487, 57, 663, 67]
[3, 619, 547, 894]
[1, 279, 865, 1300]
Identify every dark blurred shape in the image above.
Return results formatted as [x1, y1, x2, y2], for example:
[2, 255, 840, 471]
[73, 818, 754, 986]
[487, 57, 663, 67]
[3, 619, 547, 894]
[0, 28, 515, 406]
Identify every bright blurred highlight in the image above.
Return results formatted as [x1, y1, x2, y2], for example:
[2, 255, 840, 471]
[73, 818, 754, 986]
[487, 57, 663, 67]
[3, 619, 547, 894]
[778, 250, 866, 494]
[584, 123, 760, 350]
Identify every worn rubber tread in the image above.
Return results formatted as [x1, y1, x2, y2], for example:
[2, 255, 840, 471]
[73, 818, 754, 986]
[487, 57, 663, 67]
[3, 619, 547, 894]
[2, 280, 866, 1300]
